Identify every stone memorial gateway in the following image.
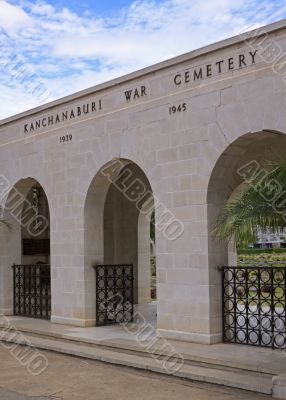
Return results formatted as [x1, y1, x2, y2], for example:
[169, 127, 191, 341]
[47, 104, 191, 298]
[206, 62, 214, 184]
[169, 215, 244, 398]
[1, 20, 286, 346]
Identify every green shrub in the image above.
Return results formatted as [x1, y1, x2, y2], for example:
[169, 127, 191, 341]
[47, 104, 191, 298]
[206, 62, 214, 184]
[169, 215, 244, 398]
[237, 252, 286, 267]
[238, 248, 286, 255]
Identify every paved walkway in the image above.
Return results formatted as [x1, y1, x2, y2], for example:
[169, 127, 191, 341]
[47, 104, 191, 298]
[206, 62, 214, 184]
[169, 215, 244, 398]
[0, 389, 46, 399]
[0, 346, 270, 400]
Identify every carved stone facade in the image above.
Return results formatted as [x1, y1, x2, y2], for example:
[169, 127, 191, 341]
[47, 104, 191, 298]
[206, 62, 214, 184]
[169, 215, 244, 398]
[1, 20, 286, 344]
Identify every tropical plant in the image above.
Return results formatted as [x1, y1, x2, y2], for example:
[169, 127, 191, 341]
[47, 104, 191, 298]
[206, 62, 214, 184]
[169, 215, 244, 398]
[212, 155, 286, 248]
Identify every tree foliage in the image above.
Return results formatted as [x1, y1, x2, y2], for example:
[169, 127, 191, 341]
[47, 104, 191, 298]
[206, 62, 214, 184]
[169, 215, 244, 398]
[212, 155, 286, 248]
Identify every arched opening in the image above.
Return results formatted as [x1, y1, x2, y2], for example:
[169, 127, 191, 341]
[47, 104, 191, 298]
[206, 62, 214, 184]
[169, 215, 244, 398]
[84, 159, 157, 326]
[0, 178, 51, 318]
[207, 130, 286, 344]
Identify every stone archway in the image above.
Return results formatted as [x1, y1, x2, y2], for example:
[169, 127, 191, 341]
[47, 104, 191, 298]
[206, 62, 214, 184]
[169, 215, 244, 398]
[0, 177, 50, 317]
[207, 130, 286, 341]
[84, 158, 156, 325]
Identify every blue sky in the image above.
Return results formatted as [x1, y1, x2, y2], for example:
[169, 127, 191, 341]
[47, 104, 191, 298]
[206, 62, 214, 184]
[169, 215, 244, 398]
[11, 0, 137, 17]
[0, 0, 286, 119]
[49, 1, 135, 16]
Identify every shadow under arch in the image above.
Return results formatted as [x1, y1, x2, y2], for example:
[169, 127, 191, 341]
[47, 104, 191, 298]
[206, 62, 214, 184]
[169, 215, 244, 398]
[206, 130, 286, 339]
[84, 158, 156, 324]
[0, 177, 51, 317]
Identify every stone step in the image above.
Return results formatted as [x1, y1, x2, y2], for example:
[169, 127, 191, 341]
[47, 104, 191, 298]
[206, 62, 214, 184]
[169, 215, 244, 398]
[2, 323, 278, 376]
[0, 330, 273, 395]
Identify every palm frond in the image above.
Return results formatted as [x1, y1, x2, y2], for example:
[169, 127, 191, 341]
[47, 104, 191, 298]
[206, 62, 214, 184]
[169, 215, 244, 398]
[212, 154, 286, 247]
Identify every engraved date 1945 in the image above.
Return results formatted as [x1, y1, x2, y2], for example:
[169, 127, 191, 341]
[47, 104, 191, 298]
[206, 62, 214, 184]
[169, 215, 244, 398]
[169, 103, 187, 115]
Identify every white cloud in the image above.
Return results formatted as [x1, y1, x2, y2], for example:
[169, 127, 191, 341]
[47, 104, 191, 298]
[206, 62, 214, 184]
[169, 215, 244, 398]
[0, 1, 31, 35]
[0, 0, 285, 119]
[0, 82, 43, 117]
[30, 1, 54, 16]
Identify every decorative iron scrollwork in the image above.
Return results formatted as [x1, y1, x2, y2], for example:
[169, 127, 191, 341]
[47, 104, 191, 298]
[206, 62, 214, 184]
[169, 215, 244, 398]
[222, 266, 286, 349]
[95, 264, 134, 326]
[12, 264, 51, 319]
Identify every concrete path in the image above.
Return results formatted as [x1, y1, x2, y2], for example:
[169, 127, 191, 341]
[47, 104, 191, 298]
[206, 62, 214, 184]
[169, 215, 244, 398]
[0, 389, 46, 399]
[0, 346, 270, 400]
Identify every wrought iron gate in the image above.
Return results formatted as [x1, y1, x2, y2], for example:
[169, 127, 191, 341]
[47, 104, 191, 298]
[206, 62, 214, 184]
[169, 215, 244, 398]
[95, 264, 134, 326]
[221, 266, 286, 349]
[12, 264, 51, 319]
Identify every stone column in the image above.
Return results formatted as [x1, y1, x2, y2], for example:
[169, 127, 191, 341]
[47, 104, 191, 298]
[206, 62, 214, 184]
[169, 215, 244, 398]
[138, 211, 152, 303]
[50, 191, 96, 327]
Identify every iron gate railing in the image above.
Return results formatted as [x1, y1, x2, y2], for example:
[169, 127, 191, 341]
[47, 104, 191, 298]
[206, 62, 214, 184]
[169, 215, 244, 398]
[221, 266, 286, 349]
[12, 264, 51, 319]
[95, 264, 134, 326]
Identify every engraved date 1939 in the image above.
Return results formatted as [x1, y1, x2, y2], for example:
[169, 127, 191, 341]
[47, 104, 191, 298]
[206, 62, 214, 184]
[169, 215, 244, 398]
[59, 134, 73, 143]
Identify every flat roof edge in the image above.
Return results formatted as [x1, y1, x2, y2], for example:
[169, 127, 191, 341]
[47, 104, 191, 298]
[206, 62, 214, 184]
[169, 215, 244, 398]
[1, 18, 286, 126]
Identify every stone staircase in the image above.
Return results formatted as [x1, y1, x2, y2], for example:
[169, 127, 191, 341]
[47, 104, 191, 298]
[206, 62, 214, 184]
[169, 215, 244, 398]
[0, 327, 275, 396]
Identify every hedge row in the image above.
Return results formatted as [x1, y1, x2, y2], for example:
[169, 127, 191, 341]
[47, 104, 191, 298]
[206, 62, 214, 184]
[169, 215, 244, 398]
[238, 248, 286, 255]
